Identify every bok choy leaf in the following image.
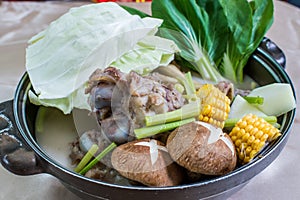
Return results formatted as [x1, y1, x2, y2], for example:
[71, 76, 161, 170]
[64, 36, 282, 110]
[219, 0, 274, 83]
[151, 0, 228, 83]
[151, 0, 274, 83]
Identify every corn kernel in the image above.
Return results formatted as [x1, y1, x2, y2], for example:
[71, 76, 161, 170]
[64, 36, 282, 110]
[245, 125, 254, 132]
[247, 135, 255, 144]
[251, 139, 260, 149]
[232, 126, 240, 134]
[254, 130, 264, 139]
[242, 133, 250, 142]
[203, 116, 209, 122]
[250, 127, 259, 135]
[231, 135, 237, 142]
[258, 123, 265, 130]
[257, 141, 265, 150]
[235, 139, 242, 147]
[236, 129, 244, 139]
[250, 150, 258, 158]
[244, 156, 251, 163]
[237, 120, 247, 129]
[245, 146, 252, 154]
[262, 126, 271, 134]
[261, 134, 269, 142]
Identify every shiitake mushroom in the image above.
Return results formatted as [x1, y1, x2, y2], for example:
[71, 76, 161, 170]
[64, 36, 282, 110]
[166, 121, 237, 176]
[111, 138, 184, 187]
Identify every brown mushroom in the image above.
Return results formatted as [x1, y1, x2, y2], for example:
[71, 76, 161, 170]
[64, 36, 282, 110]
[111, 138, 184, 187]
[167, 121, 237, 176]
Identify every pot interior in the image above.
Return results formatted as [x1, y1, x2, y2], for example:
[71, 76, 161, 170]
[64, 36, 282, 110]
[12, 47, 296, 194]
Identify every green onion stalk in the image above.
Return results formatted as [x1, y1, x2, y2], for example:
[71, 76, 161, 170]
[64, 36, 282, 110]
[224, 116, 278, 128]
[78, 142, 117, 175]
[135, 117, 195, 139]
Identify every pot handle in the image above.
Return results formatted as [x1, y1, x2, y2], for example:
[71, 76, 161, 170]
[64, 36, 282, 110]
[259, 37, 286, 68]
[0, 100, 45, 175]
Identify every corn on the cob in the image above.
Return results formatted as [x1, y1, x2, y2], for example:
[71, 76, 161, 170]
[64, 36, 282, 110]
[196, 84, 231, 128]
[229, 113, 281, 164]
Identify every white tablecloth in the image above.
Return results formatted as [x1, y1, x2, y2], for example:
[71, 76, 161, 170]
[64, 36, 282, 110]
[0, 1, 299, 199]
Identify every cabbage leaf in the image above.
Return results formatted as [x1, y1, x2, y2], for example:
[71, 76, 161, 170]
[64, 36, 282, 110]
[26, 3, 179, 114]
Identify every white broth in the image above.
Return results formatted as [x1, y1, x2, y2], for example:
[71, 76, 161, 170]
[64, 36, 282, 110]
[35, 107, 99, 170]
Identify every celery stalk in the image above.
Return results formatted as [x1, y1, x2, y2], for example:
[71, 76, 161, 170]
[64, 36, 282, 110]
[145, 101, 200, 127]
[135, 118, 195, 139]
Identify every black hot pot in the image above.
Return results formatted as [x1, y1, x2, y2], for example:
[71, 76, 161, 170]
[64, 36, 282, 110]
[0, 38, 296, 200]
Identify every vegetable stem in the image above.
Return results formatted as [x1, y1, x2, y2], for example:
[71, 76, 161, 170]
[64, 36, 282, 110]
[75, 144, 99, 173]
[243, 96, 264, 105]
[79, 142, 117, 175]
[135, 117, 195, 139]
[145, 101, 200, 127]
[195, 55, 224, 83]
[224, 116, 278, 128]
[185, 71, 196, 94]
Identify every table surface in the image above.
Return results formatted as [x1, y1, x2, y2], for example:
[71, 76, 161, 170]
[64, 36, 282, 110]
[0, 1, 299, 200]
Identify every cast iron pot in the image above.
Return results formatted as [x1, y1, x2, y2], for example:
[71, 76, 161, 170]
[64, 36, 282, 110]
[0, 38, 296, 200]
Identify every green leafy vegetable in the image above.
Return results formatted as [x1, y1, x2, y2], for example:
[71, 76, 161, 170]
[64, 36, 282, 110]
[219, 0, 274, 82]
[26, 3, 179, 114]
[152, 0, 227, 83]
[151, 0, 274, 83]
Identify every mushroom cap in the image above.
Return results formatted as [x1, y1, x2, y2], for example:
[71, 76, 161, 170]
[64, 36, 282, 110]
[111, 138, 184, 187]
[167, 121, 237, 175]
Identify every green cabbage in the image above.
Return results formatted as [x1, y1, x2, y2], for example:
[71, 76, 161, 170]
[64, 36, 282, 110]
[26, 3, 179, 114]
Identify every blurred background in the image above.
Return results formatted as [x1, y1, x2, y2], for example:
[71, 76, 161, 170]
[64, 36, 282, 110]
[286, 0, 300, 7]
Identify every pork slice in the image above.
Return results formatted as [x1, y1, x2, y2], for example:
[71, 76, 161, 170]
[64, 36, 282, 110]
[127, 71, 154, 96]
